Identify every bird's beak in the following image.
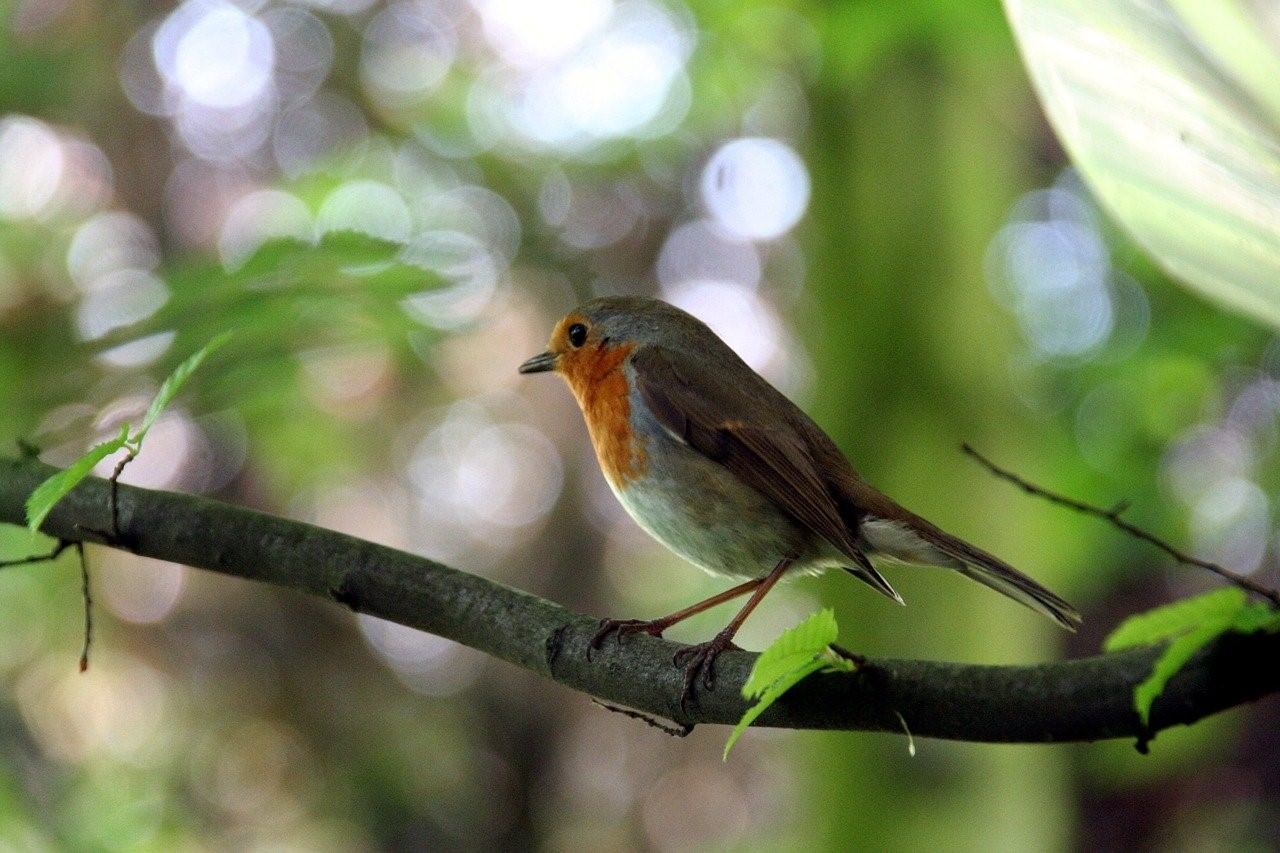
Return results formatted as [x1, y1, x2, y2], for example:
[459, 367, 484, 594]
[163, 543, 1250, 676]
[518, 351, 558, 374]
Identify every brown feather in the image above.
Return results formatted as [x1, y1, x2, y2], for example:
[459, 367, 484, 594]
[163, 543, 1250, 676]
[632, 348, 866, 564]
[631, 345, 1077, 627]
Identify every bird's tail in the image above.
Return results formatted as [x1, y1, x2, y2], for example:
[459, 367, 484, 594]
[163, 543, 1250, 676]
[861, 515, 1081, 631]
[951, 557, 1081, 631]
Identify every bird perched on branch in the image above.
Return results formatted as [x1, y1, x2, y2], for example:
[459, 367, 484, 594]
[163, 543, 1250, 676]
[520, 297, 1080, 709]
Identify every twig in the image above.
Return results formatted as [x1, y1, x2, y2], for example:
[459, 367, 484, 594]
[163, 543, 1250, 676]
[592, 699, 694, 737]
[0, 540, 71, 568]
[962, 444, 1280, 607]
[76, 542, 91, 672]
[0, 537, 92, 671]
[108, 447, 137, 542]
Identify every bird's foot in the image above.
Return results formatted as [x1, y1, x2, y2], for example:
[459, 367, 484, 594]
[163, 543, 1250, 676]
[672, 631, 742, 713]
[587, 618, 666, 660]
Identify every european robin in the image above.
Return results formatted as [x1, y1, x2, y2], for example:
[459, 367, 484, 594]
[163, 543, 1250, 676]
[520, 297, 1079, 707]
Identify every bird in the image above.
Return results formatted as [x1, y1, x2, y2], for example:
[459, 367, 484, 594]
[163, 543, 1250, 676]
[519, 296, 1080, 708]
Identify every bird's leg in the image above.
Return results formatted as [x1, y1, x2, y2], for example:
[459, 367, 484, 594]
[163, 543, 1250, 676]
[588, 577, 764, 658]
[673, 557, 793, 712]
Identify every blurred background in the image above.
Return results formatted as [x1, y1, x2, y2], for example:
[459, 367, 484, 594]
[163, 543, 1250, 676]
[2, 0, 1279, 848]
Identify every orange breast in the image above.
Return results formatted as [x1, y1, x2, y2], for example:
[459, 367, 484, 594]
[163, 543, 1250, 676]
[562, 342, 646, 487]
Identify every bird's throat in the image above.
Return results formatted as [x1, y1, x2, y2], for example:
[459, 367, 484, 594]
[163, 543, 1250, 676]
[562, 342, 645, 487]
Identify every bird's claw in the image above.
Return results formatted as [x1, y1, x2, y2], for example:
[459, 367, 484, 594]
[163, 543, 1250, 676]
[587, 618, 665, 661]
[672, 633, 741, 712]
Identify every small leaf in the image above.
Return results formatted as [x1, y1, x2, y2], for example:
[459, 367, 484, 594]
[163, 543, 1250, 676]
[724, 609, 857, 760]
[1134, 615, 1234, 726]
[724, 656, 825, 760]
[25, 425, 129, 534]
[1104, 587, 1246, 651]
[741, 608, 839, 699]
[1230, 602, 1280, 635]
[133, 332, 231, 446]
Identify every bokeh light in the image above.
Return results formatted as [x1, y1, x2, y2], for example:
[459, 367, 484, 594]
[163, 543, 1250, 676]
[0, 116, 64, 220]
[701, 137, 810, 241]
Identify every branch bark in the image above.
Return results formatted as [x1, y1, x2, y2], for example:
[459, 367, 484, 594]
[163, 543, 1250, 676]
[2, 455, 1277, 744]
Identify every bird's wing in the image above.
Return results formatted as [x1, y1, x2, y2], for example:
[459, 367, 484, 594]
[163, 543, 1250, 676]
[631, 346, 862, 561]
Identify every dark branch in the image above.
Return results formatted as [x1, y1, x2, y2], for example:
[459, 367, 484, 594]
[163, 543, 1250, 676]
[962, 444, 1280, 606]
[2, 455, 1278, 744]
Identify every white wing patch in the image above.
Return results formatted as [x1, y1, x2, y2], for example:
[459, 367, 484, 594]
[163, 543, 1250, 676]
[862, 517, 959, 567]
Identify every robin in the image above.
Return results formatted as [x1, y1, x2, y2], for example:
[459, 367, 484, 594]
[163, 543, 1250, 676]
[519, 297, 1079, 707]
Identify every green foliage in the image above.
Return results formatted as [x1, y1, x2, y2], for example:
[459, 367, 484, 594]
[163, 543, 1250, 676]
[1229, 602, 1280, 634]
[142, 231, 437, 353]
[24, 336, 230, 534]
[24, 424, 128, 534]
[1105, 588, 1280, 726]
[1104, 587, 1247, 651]
[1132, 620, 1233, 727]
[723, 609, 856, 759]
[134, 332, 231, 445]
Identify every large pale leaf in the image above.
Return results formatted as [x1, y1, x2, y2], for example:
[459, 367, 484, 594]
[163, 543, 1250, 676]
[1005, 0, 1280, 328]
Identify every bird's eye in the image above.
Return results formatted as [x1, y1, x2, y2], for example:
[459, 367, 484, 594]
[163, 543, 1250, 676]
[567, 323, 588, 348]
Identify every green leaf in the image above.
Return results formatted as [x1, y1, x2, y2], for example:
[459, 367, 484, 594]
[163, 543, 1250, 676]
[1006, 0, 1280, 330]
[741, 607, 840, 699]
[1110, 589, 1279, 730]
[724, 609, 857, 759]
[1104, 587, 1246, 651]
[132, 332, 232, 446]
[1230, 602, 1280, 634]
[724, 656, 826, 760]
[1134, 615, 1234, 726]
[25, 424, 129, 534]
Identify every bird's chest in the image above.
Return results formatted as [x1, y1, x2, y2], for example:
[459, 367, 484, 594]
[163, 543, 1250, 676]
[565, 347, 646, 488]
[612, 406, 807, 578]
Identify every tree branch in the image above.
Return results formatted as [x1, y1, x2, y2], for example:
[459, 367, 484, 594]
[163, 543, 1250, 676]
[962, 444, 1280, 606]
[2, 455, 1277, 744]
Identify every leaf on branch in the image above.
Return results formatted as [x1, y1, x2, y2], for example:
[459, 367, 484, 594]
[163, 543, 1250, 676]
[25, 424, 129, 534]
[1134, 617, 1234, 727]
[724, 608, 856, 759]
[1230, 602, 1280, 635]
[1105, 587, 1280, 728]
[1104, 587, 1246, 651]
[25, 335, 230, 536]
[133, 332, 232, 446]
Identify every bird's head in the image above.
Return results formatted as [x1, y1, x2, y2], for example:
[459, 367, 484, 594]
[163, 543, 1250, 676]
[518, 297, 712, 387]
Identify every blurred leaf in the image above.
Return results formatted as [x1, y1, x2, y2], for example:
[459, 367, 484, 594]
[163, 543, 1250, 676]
[1104, 587, 1245, 651]
[1005, 0, 1280, 328]
[133, 332, 231, 445]
[1229, 602, 1280, 634]
[725, 609, 856, 759]
[1134, 617, 1232, 726]
[102, 230, 440, 355]
[25, 424, 128, 534]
